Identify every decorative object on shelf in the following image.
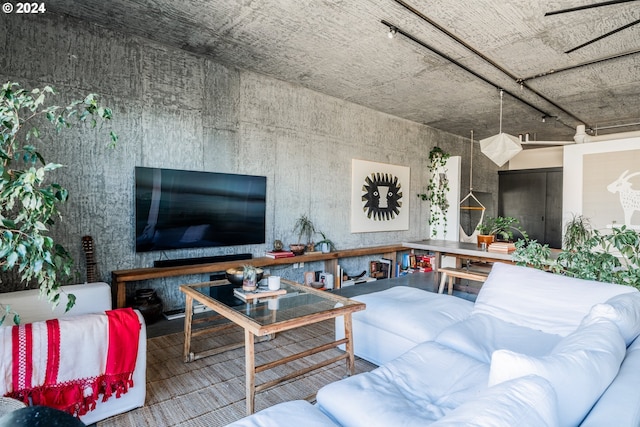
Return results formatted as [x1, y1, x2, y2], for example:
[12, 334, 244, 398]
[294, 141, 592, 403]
[0, 82, 117, 324]
[315, 231, 336, 253]
[132, 288, 163, 324]
[242, 265, 259, 292]
[291, 214, 316, 255]
[81, 235, 99, 283]
[476, 216, 528, 246]
[418, 146, 451, 238]
[225, 266, 264, 287]
[273, 239, 284, 251]
[265, 250, 295, 259]
[479, 89, 522, 167]
[351, 159, 410, 233]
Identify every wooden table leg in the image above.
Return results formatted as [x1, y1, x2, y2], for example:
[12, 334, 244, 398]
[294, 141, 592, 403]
[245, 329, 256, 415]
[433, 250, 442, 285]
[117, 279, 126, 309]
[343, 313, 355, 376]
[183, 295, 194, 362]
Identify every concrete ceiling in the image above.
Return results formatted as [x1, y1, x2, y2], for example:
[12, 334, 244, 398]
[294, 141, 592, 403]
[47, 0, 640, 143]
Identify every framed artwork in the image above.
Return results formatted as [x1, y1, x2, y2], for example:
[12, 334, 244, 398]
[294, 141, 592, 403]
[351, 159, 410, 233]
[564, 137, 640, 231]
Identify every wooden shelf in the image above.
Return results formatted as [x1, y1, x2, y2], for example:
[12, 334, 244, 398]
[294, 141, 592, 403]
[112, 244, 406, 308]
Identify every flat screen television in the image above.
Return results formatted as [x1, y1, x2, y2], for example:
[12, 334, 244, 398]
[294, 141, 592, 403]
[135, 167, 266, 252]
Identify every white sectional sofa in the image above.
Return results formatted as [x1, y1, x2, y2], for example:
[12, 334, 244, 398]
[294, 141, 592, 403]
[0, 283, 147, 425]
[227, 263, 640, 427]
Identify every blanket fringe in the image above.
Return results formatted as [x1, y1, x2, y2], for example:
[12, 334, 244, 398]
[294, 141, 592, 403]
[5, 372, 134, 417]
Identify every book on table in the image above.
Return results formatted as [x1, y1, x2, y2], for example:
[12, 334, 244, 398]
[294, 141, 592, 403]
[265, 250, 295, 259]
[233, 287, 287, 301]
[487, 242, 517, 253]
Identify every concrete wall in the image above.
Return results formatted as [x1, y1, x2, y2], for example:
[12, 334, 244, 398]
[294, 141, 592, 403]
[1, 14, 499, 310]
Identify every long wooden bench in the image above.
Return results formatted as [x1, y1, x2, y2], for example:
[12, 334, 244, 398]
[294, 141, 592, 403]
[438, 267, 489, 295]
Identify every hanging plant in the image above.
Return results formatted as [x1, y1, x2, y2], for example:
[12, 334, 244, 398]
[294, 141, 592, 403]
[418, 146, 450, 238]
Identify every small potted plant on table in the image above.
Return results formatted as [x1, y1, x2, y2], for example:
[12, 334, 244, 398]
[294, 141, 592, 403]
[476, 216, 528, 247]
[290, 214, 316, 255]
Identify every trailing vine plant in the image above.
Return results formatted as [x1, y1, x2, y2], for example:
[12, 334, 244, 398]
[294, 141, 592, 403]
[418, 146, 450, 238]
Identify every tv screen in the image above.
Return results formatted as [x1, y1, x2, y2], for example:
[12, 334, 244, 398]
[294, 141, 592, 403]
[135, 167, 266, 252]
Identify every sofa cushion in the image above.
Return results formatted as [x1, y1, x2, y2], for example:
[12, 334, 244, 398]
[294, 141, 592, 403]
[224, 400, 339, 427]
[0, 283, 112, 324]
[489, 318, 626, 427]
[347, 286, 473, 343]
[435, 313, 562, 363]
[581, 334, 640, 426]
[473, 263, 637, 336]
[583, 292, 640, 346]
[335, 286, 474, 365]
[429, 375, 559, 427]
[317, 341, 489, 427]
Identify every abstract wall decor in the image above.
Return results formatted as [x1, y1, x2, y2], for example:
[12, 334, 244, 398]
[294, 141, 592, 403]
[351, 159, 410, 232]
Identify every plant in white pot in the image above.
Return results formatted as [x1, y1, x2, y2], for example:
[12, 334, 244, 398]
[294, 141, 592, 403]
[0, 82, 117, 324]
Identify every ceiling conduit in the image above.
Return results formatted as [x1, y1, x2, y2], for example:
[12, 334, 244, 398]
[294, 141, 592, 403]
[390, 0, 594, 130]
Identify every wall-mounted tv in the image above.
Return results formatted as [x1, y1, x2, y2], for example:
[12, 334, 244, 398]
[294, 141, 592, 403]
[135, 167, 266, 252]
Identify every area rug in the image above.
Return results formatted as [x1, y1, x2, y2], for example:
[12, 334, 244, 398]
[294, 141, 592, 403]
[97, 319, 376, 427]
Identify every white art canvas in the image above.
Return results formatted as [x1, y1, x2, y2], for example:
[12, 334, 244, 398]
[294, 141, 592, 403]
[351, 159, 410, 233]
[583, 149, 640, 230]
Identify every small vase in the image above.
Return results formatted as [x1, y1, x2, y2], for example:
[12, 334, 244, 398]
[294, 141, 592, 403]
[242, 268, 258, 292]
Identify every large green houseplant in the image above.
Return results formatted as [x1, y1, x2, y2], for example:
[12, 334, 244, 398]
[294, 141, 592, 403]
[513, 219, 640, 288]
[0, 82, 117, 324]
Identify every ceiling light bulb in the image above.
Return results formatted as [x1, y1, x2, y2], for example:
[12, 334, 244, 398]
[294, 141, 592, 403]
[542, 116, 546, 123]
[388, 27, 397, 39]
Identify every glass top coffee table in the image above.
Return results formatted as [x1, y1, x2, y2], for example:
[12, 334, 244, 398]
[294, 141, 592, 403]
[179, 278, 366, 415]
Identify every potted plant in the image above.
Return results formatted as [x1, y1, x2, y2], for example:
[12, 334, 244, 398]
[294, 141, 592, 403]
[290, 214, 316, 255]
[512, 216, 640, 288]
[0, 82, 117, 324]
[563, 214, 592, 251]
[315, 231, 336, 254]
[418, 147, 450, 238]
[476, 216, 528, 247]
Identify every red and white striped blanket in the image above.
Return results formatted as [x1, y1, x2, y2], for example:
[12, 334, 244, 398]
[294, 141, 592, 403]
[0, 308, 141, 417]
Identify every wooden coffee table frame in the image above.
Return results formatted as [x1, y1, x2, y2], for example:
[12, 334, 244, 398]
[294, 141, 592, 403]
[180, 279, 366, 415]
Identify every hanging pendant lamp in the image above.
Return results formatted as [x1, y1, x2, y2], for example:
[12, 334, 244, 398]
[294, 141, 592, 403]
[479, 90, 522, 167]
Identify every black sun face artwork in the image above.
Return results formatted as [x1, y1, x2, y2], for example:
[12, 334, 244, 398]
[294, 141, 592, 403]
[361, 172, 403, 221]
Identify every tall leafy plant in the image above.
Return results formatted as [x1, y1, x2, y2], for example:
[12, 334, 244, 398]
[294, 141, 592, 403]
[0, 82, 117, 324]
[418, 147, 450, 238]
[513, 223, 640, 288]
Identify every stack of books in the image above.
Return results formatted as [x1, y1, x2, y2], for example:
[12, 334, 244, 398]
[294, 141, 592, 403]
[233, 287, 286, 301]
[487, 242, 517, 253]
[265, 250, 295, 259]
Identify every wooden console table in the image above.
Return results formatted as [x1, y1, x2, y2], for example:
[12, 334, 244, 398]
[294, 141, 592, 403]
[111, 244, 404, 308]
[402, 239, 514, 284]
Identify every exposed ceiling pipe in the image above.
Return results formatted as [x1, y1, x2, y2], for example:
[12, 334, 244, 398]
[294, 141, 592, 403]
[518, 48, 640, 83]
[389, 0, 586, 130]
[574, 124, 640, 143]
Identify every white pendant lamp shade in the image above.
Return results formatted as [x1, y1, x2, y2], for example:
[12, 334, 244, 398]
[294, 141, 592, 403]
[479, 132, 522, 167]
[480, 89, 522, 167]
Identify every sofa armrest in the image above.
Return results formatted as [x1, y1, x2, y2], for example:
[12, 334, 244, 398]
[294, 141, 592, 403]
[1, 282, 112, 324]
[580, 335, 640, 426]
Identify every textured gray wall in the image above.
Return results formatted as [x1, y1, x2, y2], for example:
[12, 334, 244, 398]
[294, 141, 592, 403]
[1, 14, 499, 310]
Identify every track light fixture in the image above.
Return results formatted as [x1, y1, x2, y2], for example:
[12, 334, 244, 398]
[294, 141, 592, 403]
[388, 26, 397, 39]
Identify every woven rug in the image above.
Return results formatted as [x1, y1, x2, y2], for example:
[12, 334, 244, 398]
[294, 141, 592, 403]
[97, 319, 376, 427]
